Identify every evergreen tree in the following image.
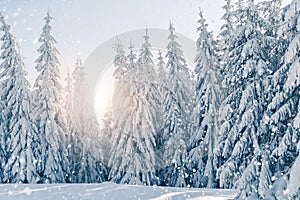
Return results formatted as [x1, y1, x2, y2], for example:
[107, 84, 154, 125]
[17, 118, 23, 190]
[109, 42, 158, 185]
[235, 154, 261, 199]
[215, 1, 274, 192]
[138, 28, 160, 135]
[160, 23, 192, 187]
[113, 38, 127, 80]
[0, 14, 39, 183]
[188, 10, 222, 188]
[63, 67, 81, 183]
[257, 2, 300, 197]
[32, 11, 68, 183]
[138, 28, 157, 82]
[72, 57, 106, 183]
[112, 39, 129, 117]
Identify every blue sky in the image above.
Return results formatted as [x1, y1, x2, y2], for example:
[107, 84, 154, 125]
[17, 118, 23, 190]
[0, 0, 292, 82]
[0, 0, 212, 82]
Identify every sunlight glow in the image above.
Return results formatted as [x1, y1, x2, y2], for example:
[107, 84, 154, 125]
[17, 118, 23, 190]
[95, 64, 115, 125]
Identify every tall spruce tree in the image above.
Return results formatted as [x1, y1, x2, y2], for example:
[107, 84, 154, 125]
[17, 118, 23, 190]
[32, 11, 68, 183]
[215, 1, 274, 195]
[0, 13, 39, 183]
[109, 42, 158, 185]
[260, 1, 300, 198]
[188, 10, 222, 189]
[63, 67, 81, 183]
[160, 23, 192, 187]
[138, 28, 160, 137]
[138, 28, 158, 82]
[72, 57, 107, 183]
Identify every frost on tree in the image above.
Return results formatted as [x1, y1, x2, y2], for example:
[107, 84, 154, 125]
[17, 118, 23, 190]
[258, 150, 274, 199]
[109, 42, 158, 185]
[0, 13, 39, 183]
[137, 28, 160, 139]
[215, 0, 275, 193]
[285, 141, 300, 199]
[187, 9, 222, 189]
[259, 1, 300, 197]
[32, 11, 69, 183]
[112, 39, 129, 117]
[63, 67, 81, 183]
[159, 23, 192, 187]
[138, 28, 158, 83]
[155, 49, 167, 151]
[72, 57, 107, 183]
[219, 0, 234, 61]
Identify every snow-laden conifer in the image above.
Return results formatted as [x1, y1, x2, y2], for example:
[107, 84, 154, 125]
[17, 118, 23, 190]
[160, 23, 193, 187]
[0, 13, 39, 183]
[72, 57, 107, 183]
[32, 11, 69, 183]
[258, 2, 300, 197]
[109, 42, 158, 185]
[215, 1, 275, 194]
[187, 10, 222, 188]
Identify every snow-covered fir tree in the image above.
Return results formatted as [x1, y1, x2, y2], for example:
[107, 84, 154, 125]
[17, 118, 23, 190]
[187, 9, 222, 189]
[32, 11, 69, 183]
[215, 1, 276, 195]
[113, 38, 127, 80]
[72, 57, 106, 183]
[139, 29, 164, 160]
[112, 39, 130, 117]
[109, 42, 158, 185]
[160, 23, 193, 187]
[255, 1, 300, 198]
[138, 28, 158, 82]
[138, 28, 160, 136]
[63, 67, 81, 183]
[0, 13, 39, 183]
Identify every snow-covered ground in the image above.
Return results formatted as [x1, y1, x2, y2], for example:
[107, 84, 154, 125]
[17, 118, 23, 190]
[0, 182, 236, 200]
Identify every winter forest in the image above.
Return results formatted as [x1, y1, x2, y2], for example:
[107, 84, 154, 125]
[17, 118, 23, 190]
[0, 0, 300, 199]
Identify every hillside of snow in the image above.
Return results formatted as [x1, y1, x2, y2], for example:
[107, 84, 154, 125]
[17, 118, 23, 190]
[0, 182, 236, 200]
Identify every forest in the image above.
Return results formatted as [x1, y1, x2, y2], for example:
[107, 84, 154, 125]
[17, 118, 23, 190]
[0, 0, 299, 199]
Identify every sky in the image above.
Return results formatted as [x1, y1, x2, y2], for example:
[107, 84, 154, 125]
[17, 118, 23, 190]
[0, 0, 216, 82]
[0, 0, 292, 82]
[0, 0, 293, 121]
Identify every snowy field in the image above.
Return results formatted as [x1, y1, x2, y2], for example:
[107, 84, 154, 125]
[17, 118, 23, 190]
[0, 182, 237, 200]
